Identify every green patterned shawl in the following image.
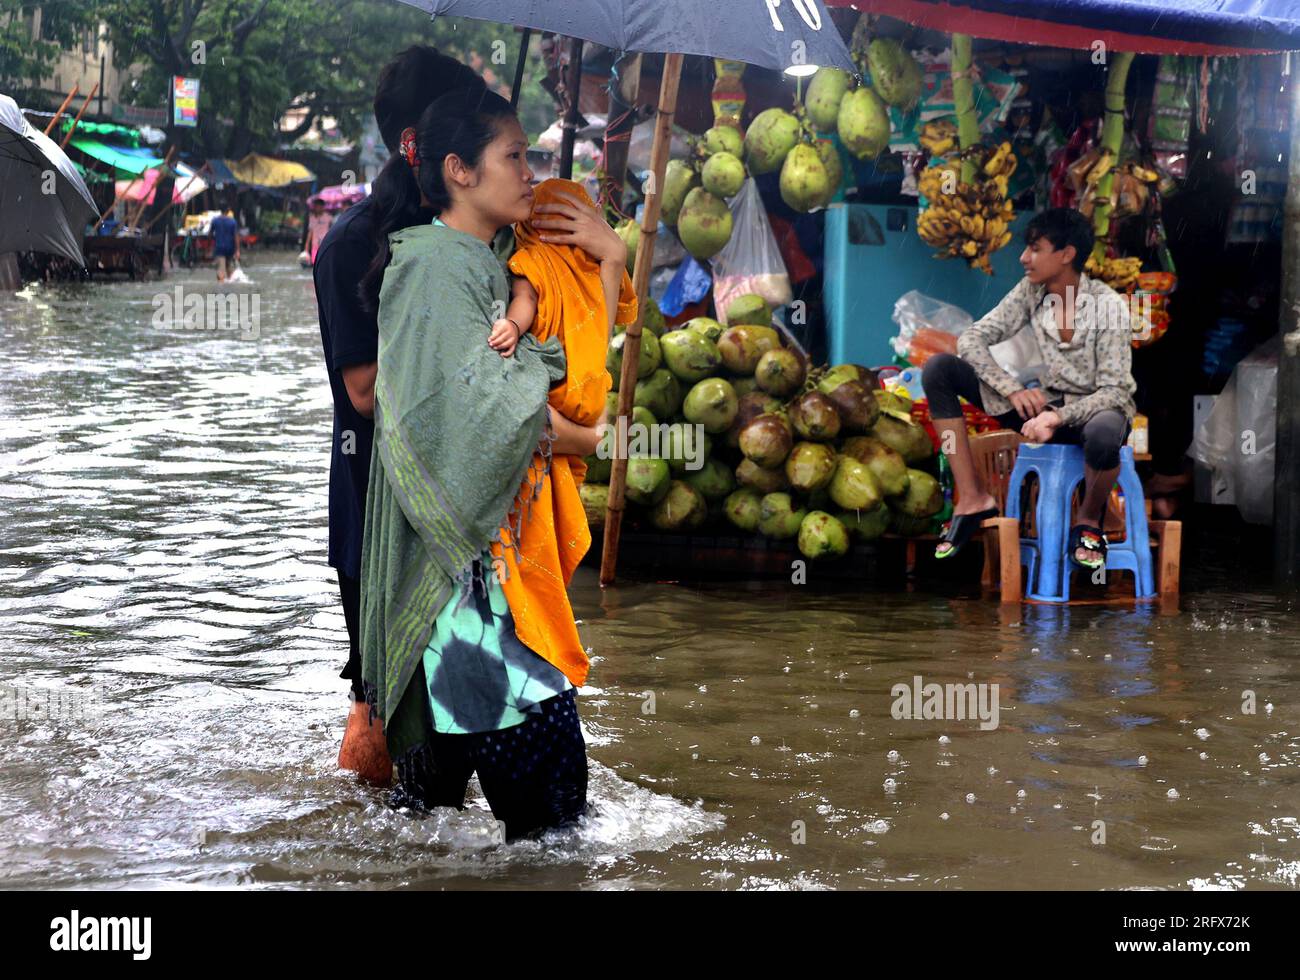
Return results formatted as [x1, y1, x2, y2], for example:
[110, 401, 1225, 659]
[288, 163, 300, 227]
[359, 222, 566, 763]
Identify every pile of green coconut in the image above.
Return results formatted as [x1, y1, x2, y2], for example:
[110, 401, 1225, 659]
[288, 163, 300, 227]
[581, 293, 945, 560]
[614, 39, 921, 266]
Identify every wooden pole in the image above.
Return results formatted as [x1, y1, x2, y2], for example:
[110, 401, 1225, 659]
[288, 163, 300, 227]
[125, 148, 177, 231]
[1275, 58, 1300, 586]
[559, 37, 585, 179]
[1090, 51, 1135, 262]
[952, 35, 979, 185]
[141, 166, 205, 233]
[58, 81, 100, 150]
[602, 52, 643, 214]
[42, 85, 79, 135]
[599, 52, 684, 587]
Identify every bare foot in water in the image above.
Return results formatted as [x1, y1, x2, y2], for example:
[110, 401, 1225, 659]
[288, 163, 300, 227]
[339, 700, 393, 786]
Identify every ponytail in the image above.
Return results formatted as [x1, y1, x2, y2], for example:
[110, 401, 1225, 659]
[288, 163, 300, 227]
[358, 85, 516, 316]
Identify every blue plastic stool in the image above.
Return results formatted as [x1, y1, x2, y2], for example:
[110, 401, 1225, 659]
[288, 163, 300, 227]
[1005, 443, 1155, 602]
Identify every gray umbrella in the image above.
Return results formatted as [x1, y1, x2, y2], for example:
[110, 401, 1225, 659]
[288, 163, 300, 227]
[397, 0, 855, 72]
[0, 93, 98, 264]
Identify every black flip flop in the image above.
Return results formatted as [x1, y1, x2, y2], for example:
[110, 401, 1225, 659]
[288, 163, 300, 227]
[934, 507, 999, 559]
[1068, 524, 1107, 570]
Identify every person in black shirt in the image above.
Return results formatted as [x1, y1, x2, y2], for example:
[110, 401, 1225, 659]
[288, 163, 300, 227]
[315, 46, 487, 784]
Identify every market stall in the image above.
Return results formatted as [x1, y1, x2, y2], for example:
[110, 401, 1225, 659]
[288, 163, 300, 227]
[551, 4, 1300, 587]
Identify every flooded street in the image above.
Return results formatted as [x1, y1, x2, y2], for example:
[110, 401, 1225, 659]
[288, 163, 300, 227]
[1, 254, 1297, 890]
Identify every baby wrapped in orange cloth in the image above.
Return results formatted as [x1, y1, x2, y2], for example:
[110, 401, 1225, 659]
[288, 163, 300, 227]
[487, 179, 638, 688]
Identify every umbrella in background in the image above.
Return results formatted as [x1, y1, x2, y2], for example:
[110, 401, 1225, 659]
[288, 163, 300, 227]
[398, 0, 856, 73]
[0, 93, 97, 264]
[392, 0, 855, 584]
[114, 163, 209, 208]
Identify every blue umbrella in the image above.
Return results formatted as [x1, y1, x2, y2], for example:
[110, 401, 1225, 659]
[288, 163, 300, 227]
[396, 0, 855, 72]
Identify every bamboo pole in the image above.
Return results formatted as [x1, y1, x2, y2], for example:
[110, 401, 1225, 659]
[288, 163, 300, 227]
[599, 52, 684, 587]
[42, 85, 79, 135]
[559, 37, 586, 180]
[58, 81, 100, 150]
[1090, 51, 1135, 262]
[952, 35, 979, 184]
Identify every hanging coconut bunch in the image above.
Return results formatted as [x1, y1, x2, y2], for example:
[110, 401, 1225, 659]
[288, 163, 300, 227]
[582, 297, 943, 560]
[916, 144, 1017, 274]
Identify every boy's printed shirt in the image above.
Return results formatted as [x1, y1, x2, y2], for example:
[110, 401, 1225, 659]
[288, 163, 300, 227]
[956, 272, 1138, 427]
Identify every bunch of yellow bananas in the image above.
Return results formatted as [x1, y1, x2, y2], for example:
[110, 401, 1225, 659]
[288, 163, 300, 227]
[916, 143, 1017, 275]
[1085, 254, 1142, 291]
[919, 119, 958, 156]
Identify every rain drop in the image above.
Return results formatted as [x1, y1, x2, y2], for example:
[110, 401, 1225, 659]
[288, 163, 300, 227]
[883, 778, 897, 792]
[1259, 752, 1270, 762]
[849, 709, 860, 718]
[1199, 752, 1208, 760]
[1194, 728, 1210, 740]
[1137, 755, 1149, 766]
[886, 749, 900, 762]
[987, 766, 998, 775]
[940, 812, 950, 821]
[938, 735, 951, 745]
[965, 793, 976, 804]
[1167, 788, 1180, 799]
[1016, 789, 1026, 799]
[750, 736, 761, 745]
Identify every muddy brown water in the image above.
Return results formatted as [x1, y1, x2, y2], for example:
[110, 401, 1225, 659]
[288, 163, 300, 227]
[0, 255, 1297, 890]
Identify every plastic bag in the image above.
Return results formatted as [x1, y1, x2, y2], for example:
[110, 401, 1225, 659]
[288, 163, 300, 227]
[659, 256, 713, 318]
[710, 178, 791, 324]
[891, 290, 972, 364]
[1191, 336, 1277, 524]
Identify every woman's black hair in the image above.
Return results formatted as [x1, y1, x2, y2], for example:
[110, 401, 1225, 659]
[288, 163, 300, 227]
[359, 86, 517, 315]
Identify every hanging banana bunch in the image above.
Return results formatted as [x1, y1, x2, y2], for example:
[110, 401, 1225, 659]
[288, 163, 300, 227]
[916, 141, 1017, 275]
[1084, 254, 1142, 292]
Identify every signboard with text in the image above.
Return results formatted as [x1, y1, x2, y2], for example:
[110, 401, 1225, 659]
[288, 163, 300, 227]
[172, 76, 199, 127]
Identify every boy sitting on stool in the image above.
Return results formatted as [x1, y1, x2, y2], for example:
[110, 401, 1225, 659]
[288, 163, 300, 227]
[922, 207, 1136, 569]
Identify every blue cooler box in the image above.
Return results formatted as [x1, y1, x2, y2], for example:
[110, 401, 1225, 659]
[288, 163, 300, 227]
[822, 202, 1031, 368]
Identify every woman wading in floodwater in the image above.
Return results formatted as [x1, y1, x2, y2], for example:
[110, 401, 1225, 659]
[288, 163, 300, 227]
[357, 87, 629, 841]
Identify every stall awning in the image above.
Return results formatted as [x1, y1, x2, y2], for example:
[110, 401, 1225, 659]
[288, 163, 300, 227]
[831, 1, 1300, 55]
[68, 138, 163, 175]
[225, 153, 314, 187]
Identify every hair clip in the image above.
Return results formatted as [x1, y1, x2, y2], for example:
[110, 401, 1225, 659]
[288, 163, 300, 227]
[400, 127, 418, 167]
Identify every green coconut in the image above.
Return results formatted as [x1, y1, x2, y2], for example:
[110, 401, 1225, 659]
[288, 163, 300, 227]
[806, 68, 853, 133]
[893, 468, 943, 517]
[815, 139, 843, 208]
[838, 86, 891, 160]
[583, 453, 611, 484]
[677, 187, 733, 260]
[725, 293, 773, 327]
[840, 435, 909, 497]
[684, 456, 737, 501]
[737, 457, 791, 493]
[731, 376, 758, 398]
[779, 142, 831, 214]
[829, 456, 884, 512]
[625, 456, 671, 506]
[798, 510, 850, 559]
[683, 315, 725, 343]
[790, 390, 842, 442]
[754, 348, 805, 397]
[642, 297, 666, 336]
[739, 413, 794, 469]
[867, 38, 923, 109]
[580, 483, 609, 525]
[661, 158, 698, 226]
[727, 391, 783, 450]
[838, 504, 891, 542]
[744, 108, 801, 175]
[651, 479, 708, 531]
[784, 441, 838, 493]
[703, 125, 744, 156]
[723, 487, 764, 532]
[607, 328, 661, 384]
[683, 377, 739, 434]
[634, 367, 683, 421]
[717, 324, 780, 375]
[758, 492, 806, 539]
[702, 151, 746, 198]
[817, 376, 878, 431]
[871, 414, 934, 464]
[660, 328, 722, 383]
[616, 218, 640, 275]
[662, 421, 712, 474]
